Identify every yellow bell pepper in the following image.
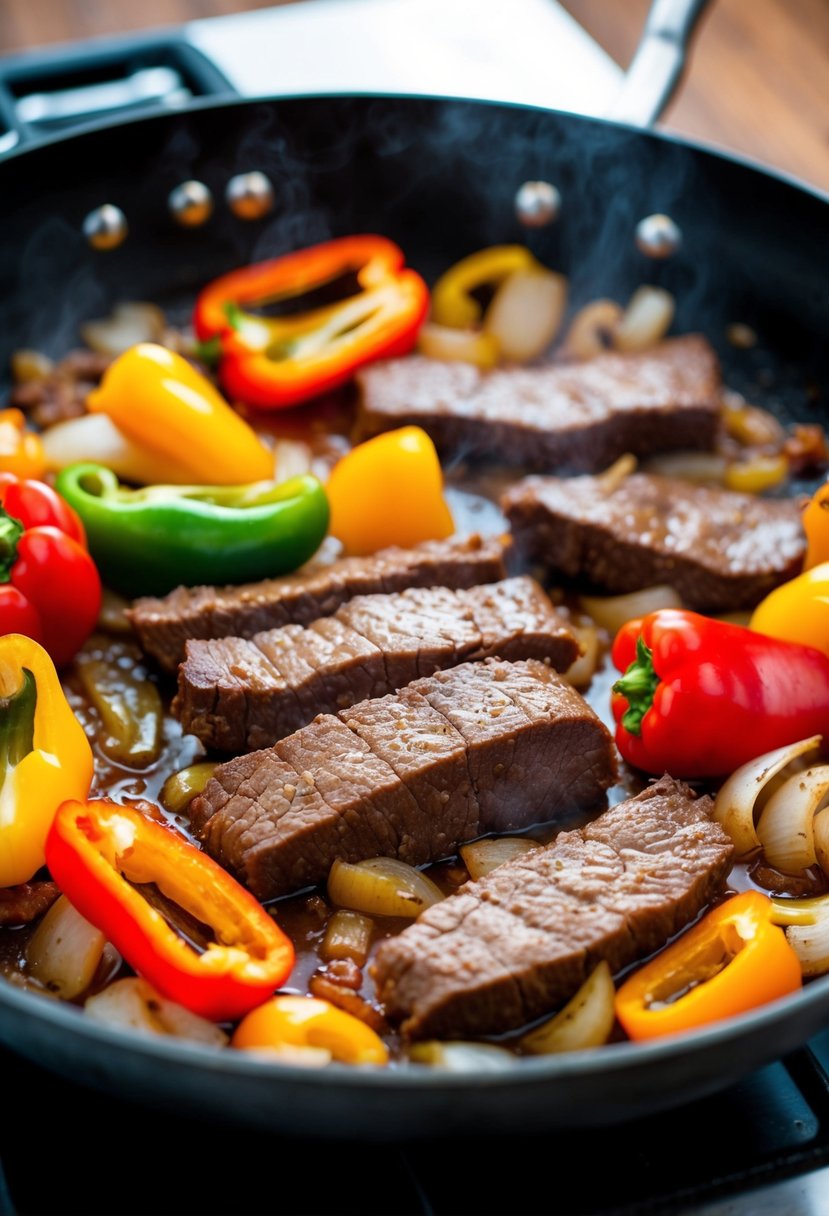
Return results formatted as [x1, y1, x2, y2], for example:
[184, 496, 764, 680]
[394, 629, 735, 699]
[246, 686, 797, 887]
[803, 482, 829, 570]
[232, 994, 389, 1065]
[87, 343, 273, 486]
[326, 426, 454, 556]
[431, 245, 538, 329]
[0, 634, 93, 887]
[0, 409, 46, 481]
[750, 561, 829, 658]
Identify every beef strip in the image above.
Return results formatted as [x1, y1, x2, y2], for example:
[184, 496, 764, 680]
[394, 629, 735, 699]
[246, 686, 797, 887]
[502, 469, 805, 612]
[356, 336, 721, 469]
[175, 576, 579, 752]
[191, 658, 616, 901]
[373, 775, 733, 1039]
[128, 533, 508, 673]
[0, 882, 60, 927]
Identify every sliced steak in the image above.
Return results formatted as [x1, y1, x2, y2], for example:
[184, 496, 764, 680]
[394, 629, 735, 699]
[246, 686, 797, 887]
[373, 776, 733, 1039]
[175, 577, 579, 752]
[502, 470, 805, 612]
[191, 658, 616, 901]
[128, 533, 507, 673]
[356, 336, 721, 469]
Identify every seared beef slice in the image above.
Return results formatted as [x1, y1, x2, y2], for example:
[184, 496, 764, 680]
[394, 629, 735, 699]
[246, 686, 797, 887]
[129, 533, 507, 673]
[176, 577, 579, 752]
[374, 776, 733, 1039]
[356, 336, 720, 469]
[191, 659, 616, 901]
[503, 471, 805, 612]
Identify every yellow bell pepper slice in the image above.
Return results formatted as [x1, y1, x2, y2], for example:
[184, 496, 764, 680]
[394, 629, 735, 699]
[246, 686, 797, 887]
[87, 343, 273, 486]
[750, 561, 829, 658]
[232, 994, 389, 1065]
[0, 409, 46, 481]
[431, 245, 538, 329]
[0, 634, 93, 887]
[326, 426, 454, 556]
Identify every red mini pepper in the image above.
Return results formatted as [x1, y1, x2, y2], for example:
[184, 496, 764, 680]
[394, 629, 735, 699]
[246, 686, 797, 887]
[0, 474, 101, 667]
[611, 609, 829, 777]
[193, 235, 429, 409]
[45, 800, 295, 1021]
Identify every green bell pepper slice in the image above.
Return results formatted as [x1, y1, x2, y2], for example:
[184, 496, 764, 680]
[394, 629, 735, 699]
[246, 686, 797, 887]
[55, 463, 330, 598]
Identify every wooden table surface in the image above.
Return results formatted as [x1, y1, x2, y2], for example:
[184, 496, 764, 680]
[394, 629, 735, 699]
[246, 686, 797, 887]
[0, 0, 827, 194]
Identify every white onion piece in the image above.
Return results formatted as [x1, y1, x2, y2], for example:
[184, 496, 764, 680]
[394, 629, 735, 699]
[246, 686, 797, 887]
[562, 299, 623, 360]
[417, 322, 499, 368]
[81, 302, 166, 356]
[771, 897, 829, 978]
[563, 621, 601, 690]
[328, 857, 444, 918]
[815, 808, 829, 877]
[26, 896, 106, 1001]
[521, 961, 616, 1054]
[460, 837, 537, 881]
[580, 586, 683, 637]
[85, 978, 227, 1046]
[408, 1041, 515, 1071]
[41, 413, 198, 485]
[713, 736, 822, 857]
[321, 910, 374, 965]
[273, 439, 312, 483]
[756, 764, 829, 873]
[644, 451, 729, 485]
[483, 269, 568, 362]
[614, 286, 675, 352]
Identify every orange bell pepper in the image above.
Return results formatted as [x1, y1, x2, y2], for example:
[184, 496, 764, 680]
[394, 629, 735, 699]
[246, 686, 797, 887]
[615, 891, 802, 1041]
[0, 410, 46, 481]
[232, 994, 388, 1065]
[803, 482, 829, 570]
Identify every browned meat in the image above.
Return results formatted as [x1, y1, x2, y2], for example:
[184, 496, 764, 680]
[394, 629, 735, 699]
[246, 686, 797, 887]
[502, 470, 805, 612]
[10, 349, 111, 429]
[0, 882, 60, 926]
[129, 533, 508, 673]
[191, 658, 616, 901]
[373, 776, 733, 1040]
[356, 336, 721, 469]
[175, 577, 579, 752]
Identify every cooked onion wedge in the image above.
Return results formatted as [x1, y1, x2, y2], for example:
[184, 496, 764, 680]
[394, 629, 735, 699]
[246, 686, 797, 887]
[614, 287, 675, 352]
[460, 836, 537, 881]
[521, 961, 615, 1055]
[644, 451, 729, 485]
[417, 322, 499, 368]
[321, 910, 374, 965]
[580, 586, 683, 637]
[408, 1041, 515, 1071]
[328, 857, 443, 918]
[771, 896, 829, 977]
[85, 978, 227, 1045]
[484, 268, 567, 362]
[26, 896, 106, 1000]
[562, 299, 623, 360]
[563, 620, 601, 690]
[81, 301, 166, 356]
[756, 764, 829, 873]
[714, 736, 823, 857]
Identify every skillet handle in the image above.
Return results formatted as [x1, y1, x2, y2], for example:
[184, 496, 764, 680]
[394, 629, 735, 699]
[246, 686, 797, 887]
[609, 0, 710, 128]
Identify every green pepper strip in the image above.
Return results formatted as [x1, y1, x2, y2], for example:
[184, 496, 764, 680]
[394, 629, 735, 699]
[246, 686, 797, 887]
[55, 463, 330, 597]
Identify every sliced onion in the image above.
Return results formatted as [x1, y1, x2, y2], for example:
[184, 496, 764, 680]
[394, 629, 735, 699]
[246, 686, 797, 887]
[722, 393, 784, 446]
[85, 977, 227, 1046]
[614, 286, 675, 352]
[644, 451, 729, 485]
[97, 588, 132, 635]
[483, 269, 567, 362]
[328, 857, 444, 918]
[713, 736, 822, 857]
[563, 621, 601, 690]
[771, 896, 829, 977]
[273, 439, 312, 483]
[81, 302, 166, 357]
[408, 1041, 515, 1071]
[521, 961, 615, 1054]
[26, 896, 106, 1001]
[417, 322, 499, 368]
[11, 348, 54, 383]
[756, 764, 829, 873]
[580, 586, 683, 637]
[160, 763, 219, 816]
[597, 452, 637, 493]
[42, 413, 197, 486]
[460, 837, 537, 881]
[321, 910, 374, 966]
[562, 299, 623, 360]
[725, 455, 789, 494]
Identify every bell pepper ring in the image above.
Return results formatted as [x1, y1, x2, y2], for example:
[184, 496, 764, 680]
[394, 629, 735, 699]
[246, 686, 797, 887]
[54, 463, 329, 598]
[430, 244, 539, 330]
[193, 236, 429, 410]
[0, 635, 94, 888]
[611, 608, 829, 778]
[615, 891, 802, 1041]
[45, 800, 295, 1022]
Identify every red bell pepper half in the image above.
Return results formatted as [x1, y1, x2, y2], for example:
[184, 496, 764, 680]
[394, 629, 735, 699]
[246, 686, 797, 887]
[0, 474, 101, 667]
[193, 235, 429, 409]
[46, 800, 295, 1021]
[611, 609, 829, 778]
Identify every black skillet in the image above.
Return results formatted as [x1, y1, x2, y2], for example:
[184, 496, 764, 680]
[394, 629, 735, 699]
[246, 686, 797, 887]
[0, 0, 827, 1139]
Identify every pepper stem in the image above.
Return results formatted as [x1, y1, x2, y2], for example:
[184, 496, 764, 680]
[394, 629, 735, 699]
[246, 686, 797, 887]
[0, 668, 36, 794]
[612, 637, 660, 737]
[0, 508, 23, 584]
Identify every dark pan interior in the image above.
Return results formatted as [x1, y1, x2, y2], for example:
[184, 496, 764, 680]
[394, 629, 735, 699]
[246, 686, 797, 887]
[0, 94, 828, 1136]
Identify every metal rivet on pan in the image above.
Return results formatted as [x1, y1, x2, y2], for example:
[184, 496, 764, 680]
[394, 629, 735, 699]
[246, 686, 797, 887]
[82, 204, 128, 251]
[168, 180, 214, 227]
[635, 213, 682, 258]
[226, 171, 276, 221]
[514, 180, 561, 228]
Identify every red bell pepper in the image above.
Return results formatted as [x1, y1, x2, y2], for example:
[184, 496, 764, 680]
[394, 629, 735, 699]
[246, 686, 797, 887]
[46, 800, 295, 1021]
[193, 235, 429, 409]
[0, 474, 101, 667]
[611, 609, 829, 778]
